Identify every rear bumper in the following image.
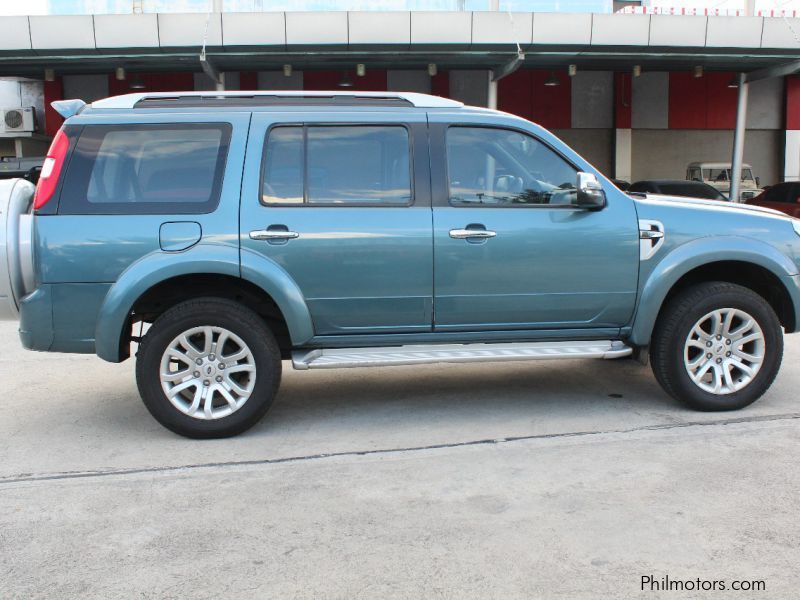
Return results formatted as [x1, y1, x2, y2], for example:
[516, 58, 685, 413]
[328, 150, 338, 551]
[18, 286, 54, 351]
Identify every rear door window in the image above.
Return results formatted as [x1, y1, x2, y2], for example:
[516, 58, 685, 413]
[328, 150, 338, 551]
[59, 123, 231, 214]
[261, 125, 412, 206]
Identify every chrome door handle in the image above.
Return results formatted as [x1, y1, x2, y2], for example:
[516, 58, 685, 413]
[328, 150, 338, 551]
[249, 229, 300, 241]
[449, 228, 497, 239]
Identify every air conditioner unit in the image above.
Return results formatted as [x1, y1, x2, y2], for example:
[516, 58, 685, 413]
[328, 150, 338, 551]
[1, 107, 35, 133]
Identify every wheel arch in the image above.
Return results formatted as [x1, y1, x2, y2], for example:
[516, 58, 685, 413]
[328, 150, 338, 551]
[629, 238, 800, 347]
[95, 244, 314, 362]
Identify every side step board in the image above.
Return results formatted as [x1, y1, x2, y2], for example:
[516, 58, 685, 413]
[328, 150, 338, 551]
[292, 340, 632, 370]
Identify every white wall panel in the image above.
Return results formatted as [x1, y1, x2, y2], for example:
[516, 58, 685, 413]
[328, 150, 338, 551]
[0, 17, 32, 51]
[286, 12, 347, 45]
[532, 13, 591, 45]
[222, 13, 285, 47]
[591, 14, 649, 46]
[648, 15, 707, 47]
[387, 71, 430, 94]
[95, 14, 158, 48]
[472, 12, 532, 45]
[159, 13, 221, 47]
[761, 18, 800, 49]
[706, 16, 762, 47]
[30, 16, 95, 50]
[349, 12, 410, 45]
[411, 11, 471, 44]
[571, 71, 613, 129]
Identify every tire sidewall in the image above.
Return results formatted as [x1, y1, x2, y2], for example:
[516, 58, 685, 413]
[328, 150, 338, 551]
[137, 301, 280, 438]
[664, 287, 782, 411]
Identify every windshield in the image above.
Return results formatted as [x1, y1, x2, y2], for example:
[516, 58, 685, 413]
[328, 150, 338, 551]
[703, 168, 753, 183]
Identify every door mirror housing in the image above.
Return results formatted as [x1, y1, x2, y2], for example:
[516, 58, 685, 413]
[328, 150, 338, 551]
[575, 172, 606, 210]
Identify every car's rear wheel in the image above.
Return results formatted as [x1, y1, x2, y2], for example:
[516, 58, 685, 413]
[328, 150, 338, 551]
[650, 282, 783, 411]
[136, 298, 281, 438]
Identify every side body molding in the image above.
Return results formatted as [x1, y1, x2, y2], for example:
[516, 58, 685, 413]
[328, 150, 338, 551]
[94, 244, 314, 362]
[629, 236, 800, 347]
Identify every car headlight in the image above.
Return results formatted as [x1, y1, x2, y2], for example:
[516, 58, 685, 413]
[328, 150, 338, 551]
[794, 219, 800, 238]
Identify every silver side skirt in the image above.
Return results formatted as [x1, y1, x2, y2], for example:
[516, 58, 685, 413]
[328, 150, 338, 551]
[292, 340, 632, 370]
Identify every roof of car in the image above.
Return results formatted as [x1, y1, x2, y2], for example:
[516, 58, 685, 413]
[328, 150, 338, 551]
[687, 162, 753, 169]
[89, 91, 464, 110]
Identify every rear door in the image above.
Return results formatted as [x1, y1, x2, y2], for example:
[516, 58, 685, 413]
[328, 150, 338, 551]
[240, 111, 433, 335]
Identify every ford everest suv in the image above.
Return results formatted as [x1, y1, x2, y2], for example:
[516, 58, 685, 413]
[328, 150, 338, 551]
[2, 91, 800, 438]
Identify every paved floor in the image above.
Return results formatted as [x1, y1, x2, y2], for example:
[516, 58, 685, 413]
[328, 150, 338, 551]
[1, 320, 798, 598]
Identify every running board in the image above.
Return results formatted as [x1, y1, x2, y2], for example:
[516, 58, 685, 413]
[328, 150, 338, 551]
[292, 340, 632, 370]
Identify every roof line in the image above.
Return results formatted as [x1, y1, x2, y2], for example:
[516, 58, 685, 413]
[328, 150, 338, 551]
[91, 91, 463, 109]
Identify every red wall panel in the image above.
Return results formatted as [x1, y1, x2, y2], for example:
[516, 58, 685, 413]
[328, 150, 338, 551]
[669, 72, 707, 129]
[430, 71, 450, 98]
[498, 70, 570, 129]
[43, 77, 64, 137]
[669, 71, 737, 130]
[705, 72, 738, 129]
[530, 71, 571, 129]
[302, 69, 387, 91]
[787, 75, 800, 130]
[239, 71, 258, 90]
[498, 69, 532, 120]
[614, 72, 632, 129]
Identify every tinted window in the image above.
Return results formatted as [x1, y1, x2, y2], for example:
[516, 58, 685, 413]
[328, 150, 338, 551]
[261, 125, 412, 206]
[60, 124, 230, 214]
[446, 127, 578, 206]
[262, 126, 303, 204]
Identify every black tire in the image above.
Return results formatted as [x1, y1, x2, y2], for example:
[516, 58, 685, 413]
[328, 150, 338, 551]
[650, 282, 783, 411]
[136, 297, 281, 438]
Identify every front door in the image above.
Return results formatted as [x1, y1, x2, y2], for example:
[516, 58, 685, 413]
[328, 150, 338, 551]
[430, 122, 639, 332]
[240, 113, 433, 335]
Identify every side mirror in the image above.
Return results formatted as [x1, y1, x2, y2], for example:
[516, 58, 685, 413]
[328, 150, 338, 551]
[755, 177, 760, 187]
[575, 172, 606, 210]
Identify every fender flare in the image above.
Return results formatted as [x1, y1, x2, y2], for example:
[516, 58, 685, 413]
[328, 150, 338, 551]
[94, 244, 314, 362]
[629, 236, 799, 347]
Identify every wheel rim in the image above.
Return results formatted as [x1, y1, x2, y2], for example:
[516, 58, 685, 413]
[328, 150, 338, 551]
[683, 308, 765, 395]
[159, 326, 256, 420]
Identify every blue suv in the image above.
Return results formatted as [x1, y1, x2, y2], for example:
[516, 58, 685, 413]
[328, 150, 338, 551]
[2, 91, 799, 438]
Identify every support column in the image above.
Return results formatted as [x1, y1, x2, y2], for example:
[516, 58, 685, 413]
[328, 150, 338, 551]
[487, 71, 498, 110]
[729, 72, 749, 202]
[614, 129, 632, 183]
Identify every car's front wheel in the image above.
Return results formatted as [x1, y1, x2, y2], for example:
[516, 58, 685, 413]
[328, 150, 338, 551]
[136, 298, 281, 438]
[650, 282, 783, 411]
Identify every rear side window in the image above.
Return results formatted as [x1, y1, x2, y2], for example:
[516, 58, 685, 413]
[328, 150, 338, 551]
[261, 125, 412, 206]
[59, 123, 231, 214]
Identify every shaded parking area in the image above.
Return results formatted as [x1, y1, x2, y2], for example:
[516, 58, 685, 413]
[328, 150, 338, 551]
[1, 320, 799, 597]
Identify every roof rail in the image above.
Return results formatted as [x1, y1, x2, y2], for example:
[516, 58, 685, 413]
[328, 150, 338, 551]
[91, 91, 463, 110]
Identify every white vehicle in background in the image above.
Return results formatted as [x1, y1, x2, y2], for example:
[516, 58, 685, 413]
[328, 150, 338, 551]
[686, 162, 762, 201]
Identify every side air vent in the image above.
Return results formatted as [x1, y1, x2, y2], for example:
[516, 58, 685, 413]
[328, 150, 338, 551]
[639, 220, 665, 261]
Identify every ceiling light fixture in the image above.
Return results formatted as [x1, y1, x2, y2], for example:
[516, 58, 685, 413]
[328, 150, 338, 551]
[544, 72, 560, 87]
[115, 67, 126, 81]
[632, 65, 642, 77]
[693, 65, 703, 78]
[338, 71, 354, 87]
[283, 64, 292, 77]
[428, 63, 437, 77]
[568, 64, 577, 77]
[44, 68, 55, 82]
[356, 63, 366, 77]
[129, 75, 146, 90]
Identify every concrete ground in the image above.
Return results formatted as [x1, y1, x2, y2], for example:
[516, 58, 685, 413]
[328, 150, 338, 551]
[1, 320, 798, 599]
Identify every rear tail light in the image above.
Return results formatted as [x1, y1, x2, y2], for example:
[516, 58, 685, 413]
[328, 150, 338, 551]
[33, 128, 69, 210]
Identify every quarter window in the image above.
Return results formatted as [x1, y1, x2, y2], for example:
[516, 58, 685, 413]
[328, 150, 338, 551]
[446, 127, 579, 207]
[261, 125, 412, 206]
[60, 123, 231, 214]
